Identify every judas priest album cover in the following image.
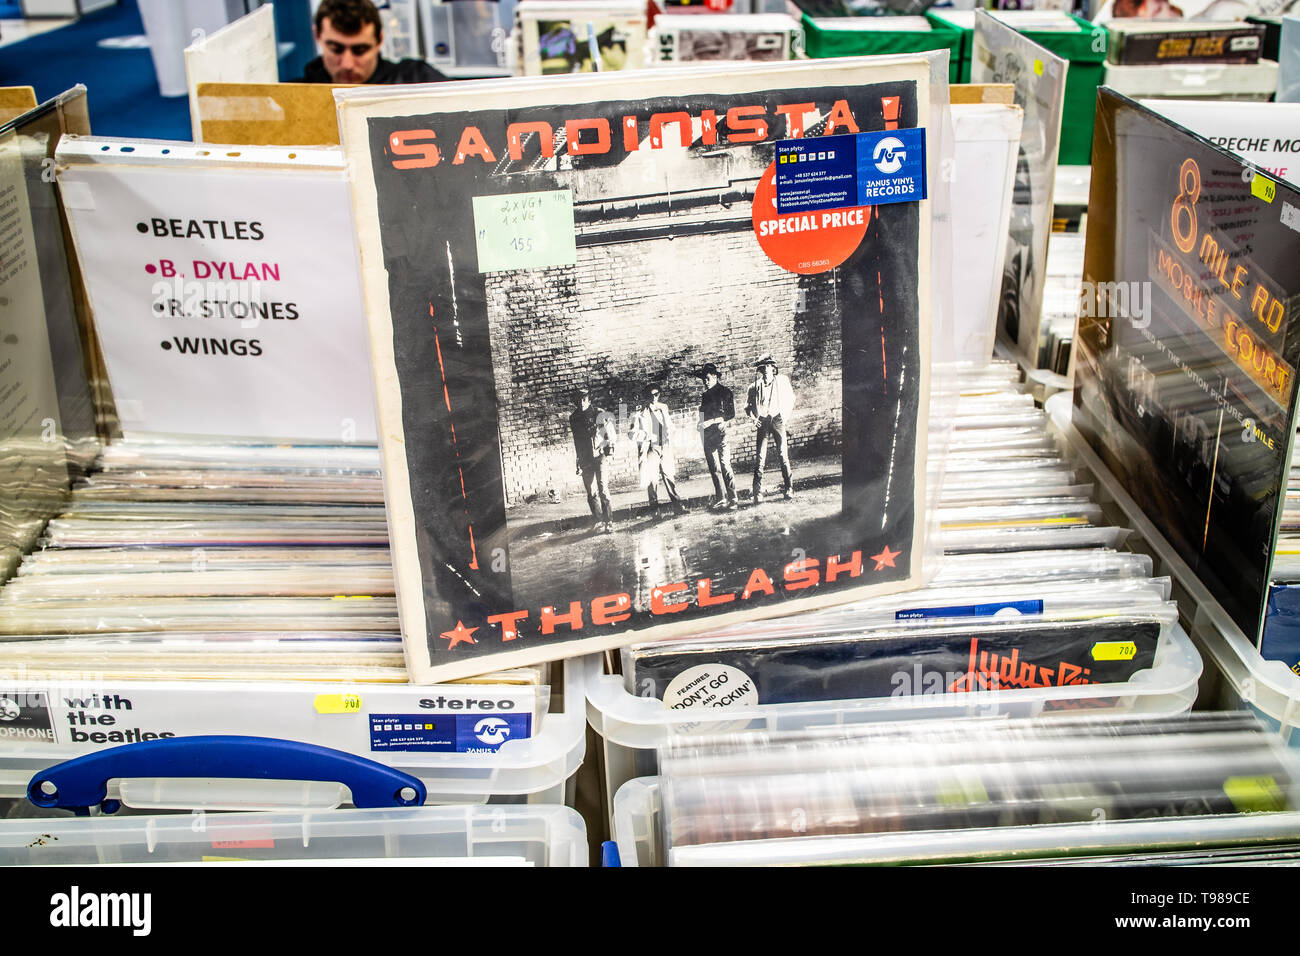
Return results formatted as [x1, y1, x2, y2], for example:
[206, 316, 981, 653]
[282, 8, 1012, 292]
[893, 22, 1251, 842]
[337, 58, 933, 682]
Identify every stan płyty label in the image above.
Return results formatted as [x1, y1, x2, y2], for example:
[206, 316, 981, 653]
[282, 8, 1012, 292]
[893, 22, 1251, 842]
[369, 712, 531, 753]
[895, 599, 1044, 620]
[775, 127, 927, 215]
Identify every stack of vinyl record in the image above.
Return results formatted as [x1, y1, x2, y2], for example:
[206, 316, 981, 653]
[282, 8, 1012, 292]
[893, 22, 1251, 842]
[0, 440, 418, 682]
[1039, 231, 1084, 376]
[620, 360, 1178, 707]
[655, 713, 1300, 865]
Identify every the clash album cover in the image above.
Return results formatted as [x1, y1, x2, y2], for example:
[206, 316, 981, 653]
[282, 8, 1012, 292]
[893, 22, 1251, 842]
[337, 58, 932, 682]
[1073, 89, 1300, 645]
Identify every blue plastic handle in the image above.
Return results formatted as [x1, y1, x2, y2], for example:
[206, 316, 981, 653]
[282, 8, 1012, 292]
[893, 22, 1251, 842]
[601, 840, 622, 867]
[27, 735, 427, 813]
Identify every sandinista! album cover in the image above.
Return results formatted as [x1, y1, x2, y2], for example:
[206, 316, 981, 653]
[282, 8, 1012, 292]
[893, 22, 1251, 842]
[337, 56, 934, 682]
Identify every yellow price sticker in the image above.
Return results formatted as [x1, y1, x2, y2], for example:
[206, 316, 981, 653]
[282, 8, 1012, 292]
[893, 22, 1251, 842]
[1251, 173, 1277, 204]
[1091, 641, 1137, 661]
[1223, 775, 1285, 813]
[1033, 58, 1044, 76]
[314, 693, 363, 714]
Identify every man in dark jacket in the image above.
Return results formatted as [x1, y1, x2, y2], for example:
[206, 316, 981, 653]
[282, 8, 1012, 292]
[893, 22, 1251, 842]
[570, 387, 616, 533]
[299, 0, 447, 84]
[696, 363, 737, 510]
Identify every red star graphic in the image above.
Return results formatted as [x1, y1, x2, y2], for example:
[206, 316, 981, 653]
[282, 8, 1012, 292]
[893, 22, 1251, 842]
[870, 545, 901, 571]
[439, 620, 478, 649]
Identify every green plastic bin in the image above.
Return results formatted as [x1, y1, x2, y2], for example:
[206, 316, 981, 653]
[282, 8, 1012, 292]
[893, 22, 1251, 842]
[802, 13, 964, 83]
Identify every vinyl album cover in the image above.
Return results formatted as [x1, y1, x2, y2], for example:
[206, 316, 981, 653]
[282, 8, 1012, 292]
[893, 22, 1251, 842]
[1107, 21, 1266, 64]
[626, 615, 1164, 705]
[516, 3, 648, 75]
[652, 14, 800, 62]
[1073, 89, 1300, 644]
[337, 59, 932, 681]
[971, 10, 1067, 368]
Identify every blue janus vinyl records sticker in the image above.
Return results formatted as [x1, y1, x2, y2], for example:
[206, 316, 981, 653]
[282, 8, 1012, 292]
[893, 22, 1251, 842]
[775, 127, 927, 215]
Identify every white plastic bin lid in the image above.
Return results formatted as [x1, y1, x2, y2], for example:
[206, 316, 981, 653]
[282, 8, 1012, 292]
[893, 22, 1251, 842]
[0, 804, 589, 867]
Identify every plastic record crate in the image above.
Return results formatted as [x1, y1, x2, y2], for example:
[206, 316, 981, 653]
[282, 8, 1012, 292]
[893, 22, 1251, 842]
[587, 404, 1203, 826]
[588, 626, 1201, 829]
[0, 657, 590, 811]
[0, 804, 588, 866]
[800, 14, 964, 83]
[1196, 609, 1300, 748]
[609, 775, 1300, 867]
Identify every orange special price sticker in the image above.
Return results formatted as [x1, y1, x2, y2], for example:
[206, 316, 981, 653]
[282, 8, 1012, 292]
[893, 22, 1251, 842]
[751, 164, 872, 275]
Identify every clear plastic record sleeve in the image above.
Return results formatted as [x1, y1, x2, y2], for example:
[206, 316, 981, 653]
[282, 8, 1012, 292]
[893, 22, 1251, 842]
[939, 486, 1097, 507]
[0, 596, 399, 636]
[0, 566, 395, 600]
[41, 517, 390, 547]
[95, 440, 382, 473]
[336, 55, 941, 682]
[14, 546, 394, 575]
[928, 549, 1155, 587]
[941, 523, 1130, 554]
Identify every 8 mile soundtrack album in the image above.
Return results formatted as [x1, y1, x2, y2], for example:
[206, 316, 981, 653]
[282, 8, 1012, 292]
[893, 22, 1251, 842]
[1074, 89, 1300, 646]
[337, 57, 934, 682]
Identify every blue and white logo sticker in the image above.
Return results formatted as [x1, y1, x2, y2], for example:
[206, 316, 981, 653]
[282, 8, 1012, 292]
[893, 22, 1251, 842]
[472, 716, 512, 746]
[775, 127, 927, 215]
[871, 136, 908, 174]
[369, 712, 531, 753]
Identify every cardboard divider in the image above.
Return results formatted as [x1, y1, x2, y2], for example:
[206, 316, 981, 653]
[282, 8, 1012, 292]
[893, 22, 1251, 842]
[194, 82, 358, 147]
[0, 88, 38, 125]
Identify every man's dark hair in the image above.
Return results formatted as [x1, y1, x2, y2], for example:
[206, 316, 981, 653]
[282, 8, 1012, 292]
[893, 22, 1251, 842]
[314, 0, 383, 38]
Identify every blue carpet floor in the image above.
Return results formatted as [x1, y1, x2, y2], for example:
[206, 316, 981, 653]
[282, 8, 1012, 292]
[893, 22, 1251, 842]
[0, 0, 192, 140]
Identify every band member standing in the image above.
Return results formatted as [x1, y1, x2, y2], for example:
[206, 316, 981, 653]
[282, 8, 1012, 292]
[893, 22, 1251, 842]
[631, 385, 687, 515]
[745, 355, 796, 503]
[696, 363, 737, 510]
[570, 387, 616, 533]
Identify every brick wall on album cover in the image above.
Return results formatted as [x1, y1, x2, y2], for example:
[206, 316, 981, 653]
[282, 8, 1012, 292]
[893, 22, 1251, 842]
[487, 229, 843, 507]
